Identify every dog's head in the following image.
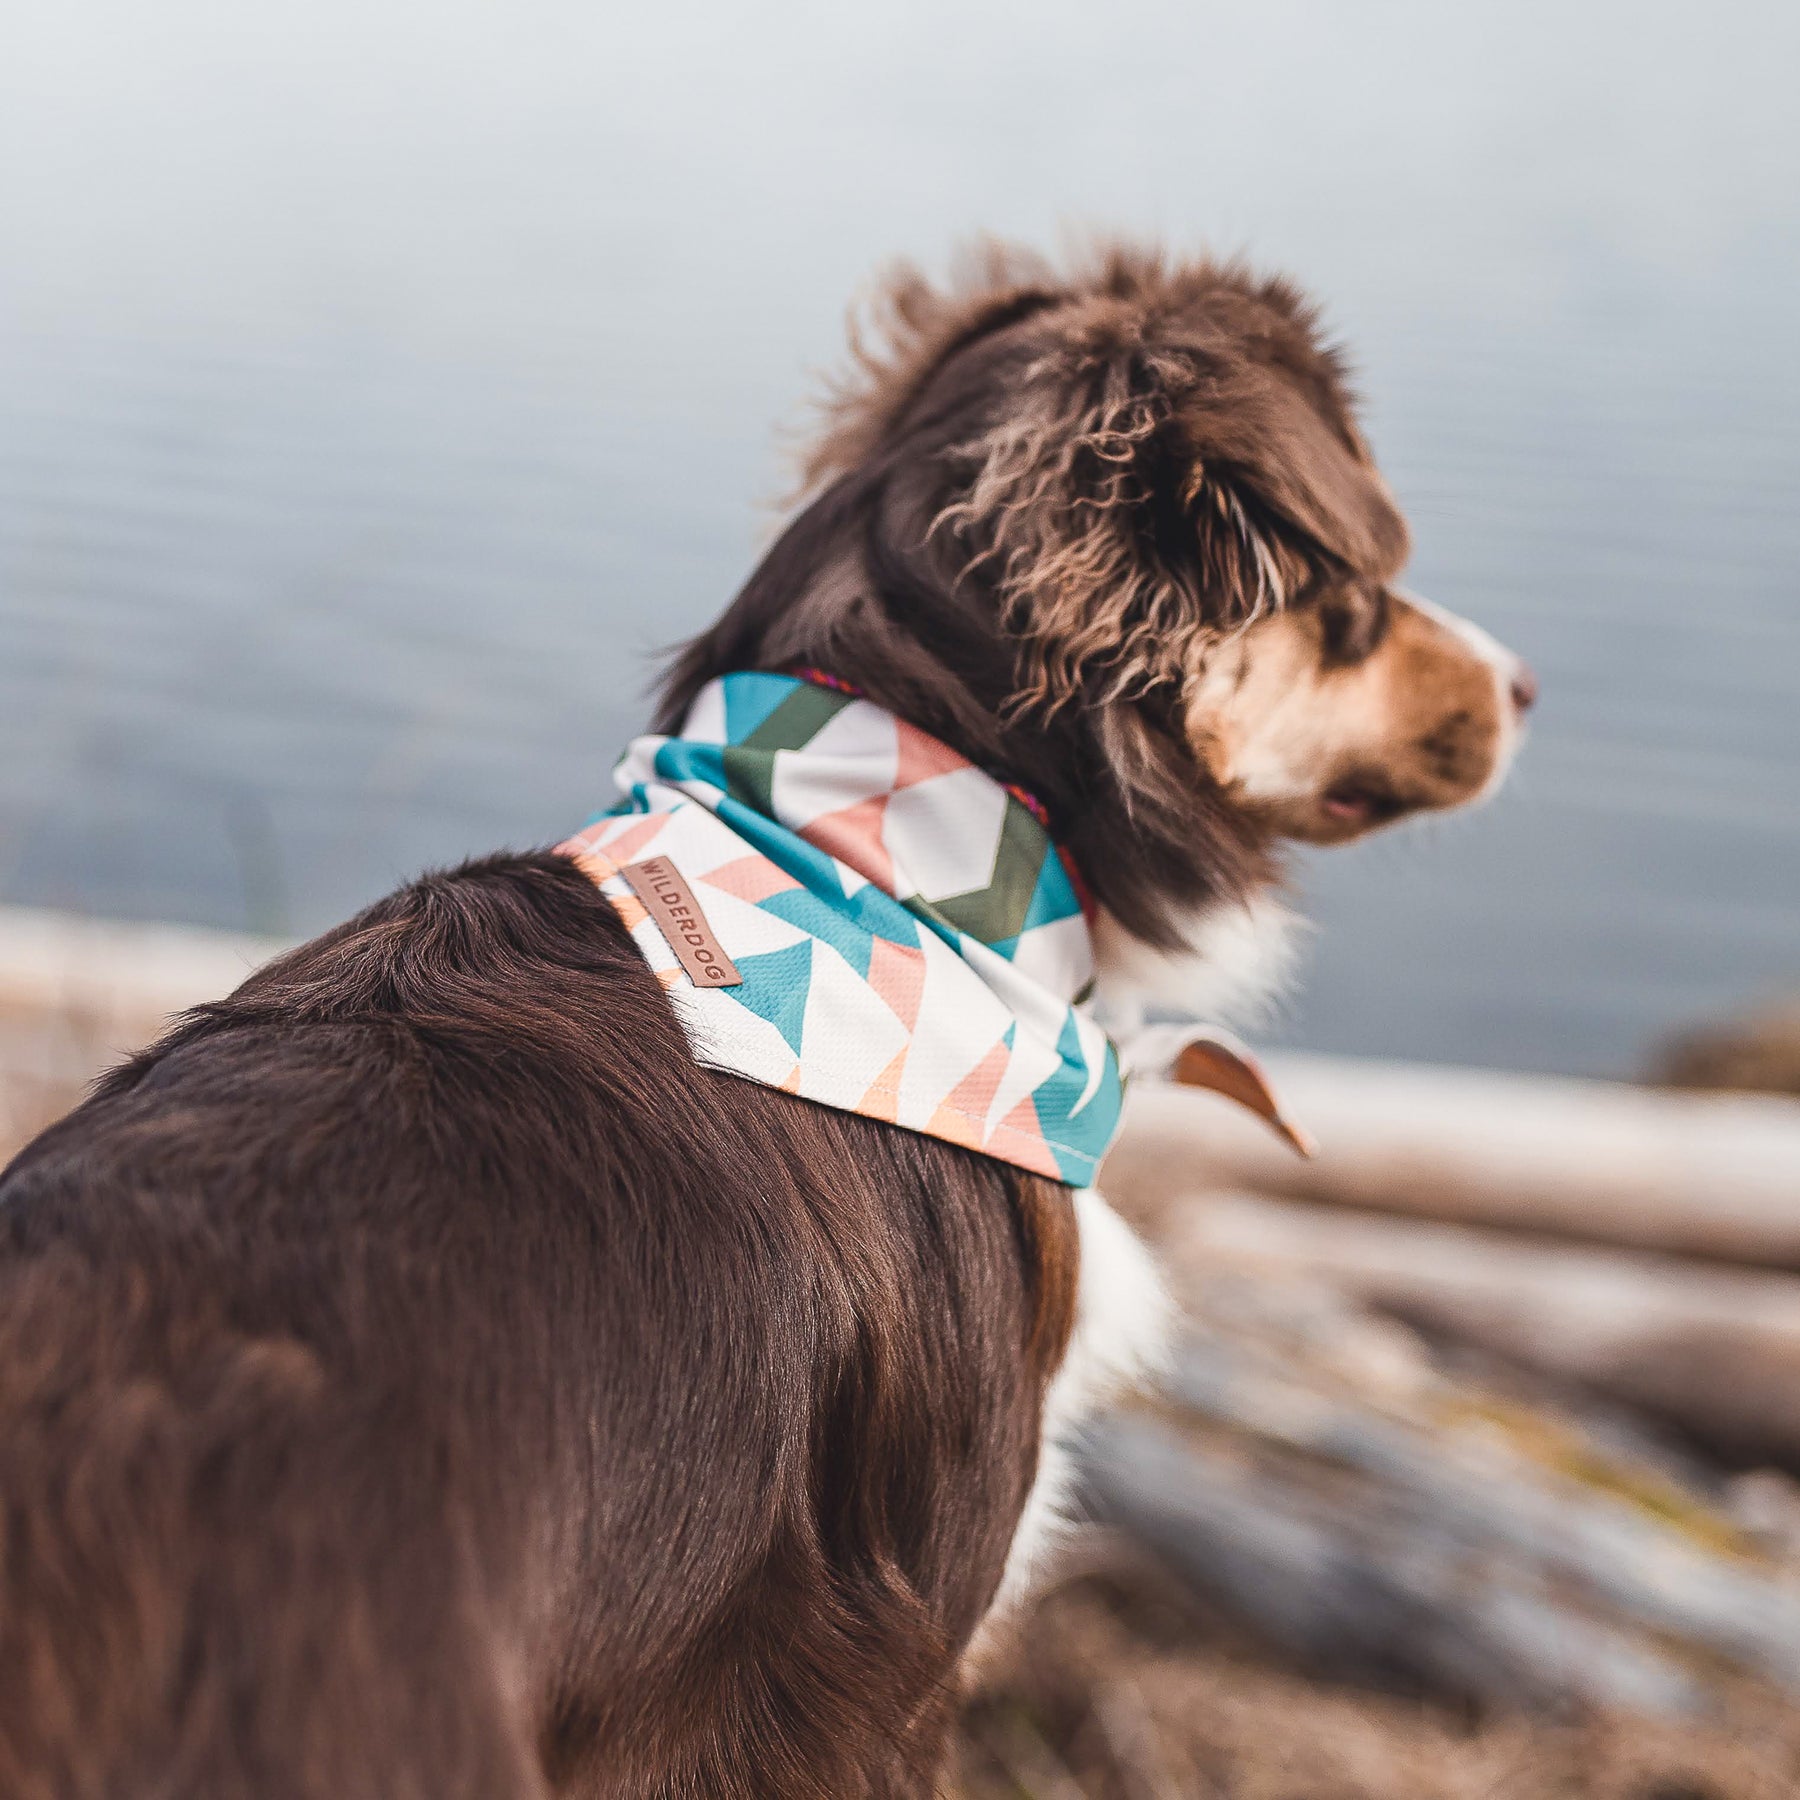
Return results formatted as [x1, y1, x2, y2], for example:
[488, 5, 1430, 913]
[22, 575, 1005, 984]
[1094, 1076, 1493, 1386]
[664, 242, 1532, 946]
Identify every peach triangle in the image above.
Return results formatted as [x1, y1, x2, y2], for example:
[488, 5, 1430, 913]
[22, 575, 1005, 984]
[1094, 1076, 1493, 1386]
[998, 1092, 1044, 1141]
[866, 938, 927, 1034]
[894, 717, 972, 790]
[596, 814, 669, 865]
[560, 846, 619, 886]
[991, 1094, 1062, 1178]
[799, 795, 894, 892]
[609, 892, 650, 931]
[928, 1037, 1010, 1146]
[857, 1047, 907, 1123]
[924, 1102, 983, 1150]
[701, 855, 801, 903]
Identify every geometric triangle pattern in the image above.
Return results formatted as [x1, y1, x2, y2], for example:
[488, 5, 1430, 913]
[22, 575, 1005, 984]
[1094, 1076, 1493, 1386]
[557, 671, 1123, 1185]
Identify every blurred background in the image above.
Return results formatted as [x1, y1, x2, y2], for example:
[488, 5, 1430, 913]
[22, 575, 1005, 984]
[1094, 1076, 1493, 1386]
[4, 4, 1800, 1795]
[3, 0, 1796, 1076]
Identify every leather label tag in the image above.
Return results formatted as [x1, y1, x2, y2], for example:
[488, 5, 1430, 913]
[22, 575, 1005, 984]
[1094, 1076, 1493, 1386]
[620, 857, 742, 989]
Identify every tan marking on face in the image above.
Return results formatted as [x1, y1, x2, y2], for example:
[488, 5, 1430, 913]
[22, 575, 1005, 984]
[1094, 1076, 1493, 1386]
[1186, 592, 1530, 844]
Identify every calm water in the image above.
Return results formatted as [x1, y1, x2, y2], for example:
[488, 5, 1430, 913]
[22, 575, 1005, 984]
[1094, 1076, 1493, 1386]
[2, 0, 1797, 1077]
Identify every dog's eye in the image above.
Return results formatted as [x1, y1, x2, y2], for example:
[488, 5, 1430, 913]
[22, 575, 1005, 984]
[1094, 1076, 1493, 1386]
[1317, 586, 1390, 666]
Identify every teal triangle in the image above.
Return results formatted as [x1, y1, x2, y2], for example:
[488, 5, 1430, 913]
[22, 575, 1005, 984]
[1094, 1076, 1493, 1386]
[721, 673, 804, 743]
[758, 888, 875, 980]
[723, 940, 814, 1058]
[1022, 845, 1082, 931]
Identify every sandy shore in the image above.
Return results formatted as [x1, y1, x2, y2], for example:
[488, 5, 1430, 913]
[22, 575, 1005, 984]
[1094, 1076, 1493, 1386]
[0, 905, 287, 1154]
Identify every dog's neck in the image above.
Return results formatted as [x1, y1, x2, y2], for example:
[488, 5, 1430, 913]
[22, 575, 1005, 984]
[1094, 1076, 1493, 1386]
[657, 470, 1279, 952]
[566, 670, 1128, 1183]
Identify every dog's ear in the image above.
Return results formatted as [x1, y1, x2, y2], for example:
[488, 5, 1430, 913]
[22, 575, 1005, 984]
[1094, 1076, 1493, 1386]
[936, 294, 1411, 719]
[934, 323, 1250, 715]
[796, 241, 1063, 502]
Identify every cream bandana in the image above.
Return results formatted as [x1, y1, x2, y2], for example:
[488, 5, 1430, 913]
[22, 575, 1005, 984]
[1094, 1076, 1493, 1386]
[558, 672, 1124, 1184]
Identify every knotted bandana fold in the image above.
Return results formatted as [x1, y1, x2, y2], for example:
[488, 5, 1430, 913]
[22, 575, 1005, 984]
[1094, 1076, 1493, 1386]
[557, 672, 1124, 1185]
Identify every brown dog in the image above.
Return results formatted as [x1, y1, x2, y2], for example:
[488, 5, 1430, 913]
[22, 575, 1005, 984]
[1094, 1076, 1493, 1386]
[0, 244, 1530, 1798]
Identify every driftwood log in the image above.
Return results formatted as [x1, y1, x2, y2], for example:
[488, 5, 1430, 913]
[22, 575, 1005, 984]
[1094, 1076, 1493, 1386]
[1072, 1268, 1800, 1718]
[1108, 1060, 1800, 1270]
[1092, 1062, 1800, 1714]
[1152, 1189, 1800, 1470]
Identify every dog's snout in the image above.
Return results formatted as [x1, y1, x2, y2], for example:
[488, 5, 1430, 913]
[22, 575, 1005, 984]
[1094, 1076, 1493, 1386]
[1509, 663, 1539, 716]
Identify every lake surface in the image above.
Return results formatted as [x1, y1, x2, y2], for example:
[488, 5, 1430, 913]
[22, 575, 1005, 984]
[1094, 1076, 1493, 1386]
[2, 0, 1796, 1077]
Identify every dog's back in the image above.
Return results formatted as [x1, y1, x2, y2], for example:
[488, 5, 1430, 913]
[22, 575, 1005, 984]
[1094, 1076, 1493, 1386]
[0, 852, 1076, 1798]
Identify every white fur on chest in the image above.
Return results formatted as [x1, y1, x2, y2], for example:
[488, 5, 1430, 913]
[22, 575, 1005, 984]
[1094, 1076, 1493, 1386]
[989, 1185, 1174, 1614]
[1089, 893, 1303, 1049]
[984, 896, 1295, 1627]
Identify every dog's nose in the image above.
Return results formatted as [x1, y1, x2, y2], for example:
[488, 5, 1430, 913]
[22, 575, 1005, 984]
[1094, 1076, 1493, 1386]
[1509, 663, 1539, 715]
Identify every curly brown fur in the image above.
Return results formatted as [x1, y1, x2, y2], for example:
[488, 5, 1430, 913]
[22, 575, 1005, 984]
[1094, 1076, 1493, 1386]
[805, 242, 1401, 711]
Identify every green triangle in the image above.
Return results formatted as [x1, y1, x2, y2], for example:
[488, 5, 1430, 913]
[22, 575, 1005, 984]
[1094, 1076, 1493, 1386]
[925, 801, 1051, 947]
[741, 683, 853, 753]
